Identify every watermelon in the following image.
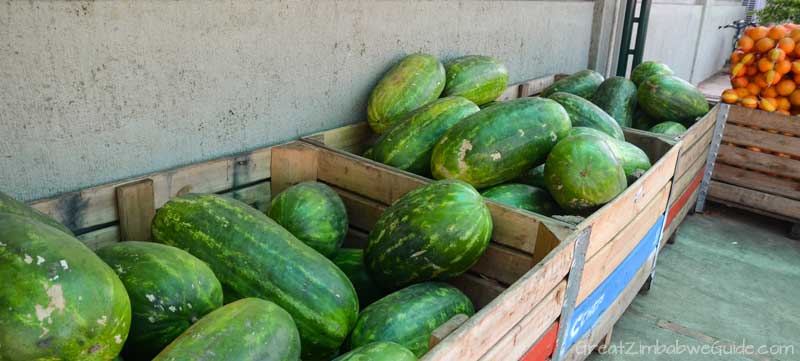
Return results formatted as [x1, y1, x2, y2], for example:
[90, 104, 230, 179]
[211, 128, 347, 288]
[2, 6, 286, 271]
[95, 241, 223, 359]
[152, 298, 301, 361]
[591, 77, 637, 127]
[443, 55, 509, 105]
[567, 127, 651, 180]
[540, 70, 604, 98]
[367, 54, 446, 134]
[365, 180, 492, 289]
[516, 164, 547, 189]
[349, 282, 474, 357]
[362, 146, 374, 160]
[479, 100, 499, 109]
[0, 214, 131, 361]
[430, 97, 572, 189]
[151, 194, 358, 359]
[544, 134, 627, 213]
[268, 181, 348, 257]
[333, 341, 417, 361]
[549, 92, 625, 140]
[632, 107, 659, 130]
[331, 249, 386, 307]
[637, 75, 709, 125]
[481, 183, 560, 216]
[649, 121, 688, 136]
[631, 61, 674, 86]
[0, 190, 72, 235]
[370, 96, 480, 176]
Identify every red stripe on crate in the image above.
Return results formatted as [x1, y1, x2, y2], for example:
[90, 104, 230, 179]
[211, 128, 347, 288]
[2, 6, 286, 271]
[520, 322, 559, 361]
[666, 166, 705, 226]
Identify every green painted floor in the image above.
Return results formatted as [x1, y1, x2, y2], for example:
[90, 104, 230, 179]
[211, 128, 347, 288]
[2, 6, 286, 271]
[588, 204, 800, 361]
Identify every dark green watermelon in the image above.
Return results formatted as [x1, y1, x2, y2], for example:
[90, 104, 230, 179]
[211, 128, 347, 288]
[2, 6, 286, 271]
[631, 61, 674, 86]
[443, 55, 509, 105]
[479, 100, 500, 109]
[566, 127, 651, 180]
[349, 282, 474, 357]
[96, 241, 223, 359]
[151, 194, 358, 359]
[0, 190, 72, 235]
[268, 181, 348, 257]
[362, 146, 375, 159]
[591, 77, 637, 127]
[333, 341, 417, 361]
[540, 70, 604, 98]
[549, 92, 625, 140]
[649, 121, 688, 136]
[152, 298, 301, 361]
[637, 75, 709, 125]
[370, 96, 480, 176]
[481, 183, 560, 216]
[331, 249, 386, 307]
[430, 97, 572, 189]
[365, 180, 492, 289]
[544, 134, 627, 213]
[632, 107, 660, 130]
[516, 164, 547, 189]
[0, 214, 131, 361]
[367, 54, 446, 134]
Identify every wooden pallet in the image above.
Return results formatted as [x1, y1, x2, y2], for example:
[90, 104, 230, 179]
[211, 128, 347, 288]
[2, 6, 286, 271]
[709, 105, 800, 237]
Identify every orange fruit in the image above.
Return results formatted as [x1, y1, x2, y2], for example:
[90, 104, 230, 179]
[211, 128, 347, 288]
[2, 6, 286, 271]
[730, 49, 744, 64]
[778, 37, 795, 54]
[754, 73, 770, 88]
[721, 89, 739, 104]
[795, 45, 800, 57]
[746, 65, 758, 76]
[777, 97, 792, 110]
[748, 26, 769, 41]
[757, 57, 774, 72]
[741, 53, 756, 65]
[792, 61, 800, 74]
[789, 90, 800, 106]
[768, 48, 786, 62]
[795, 73, 800, 84]
[791, 28, 800, 42]
[762, 86, 778, 98]
[776, 59, 792, 74]
[732, 76, 749, 88]
[768, 25, 788, 40]
[777, 79, 796, 96]
[766, 70, 781, 85]
[760, 97, 777, 112]
[735, 87, 750, 98]
[741, 96, 759, 108]
[738, 36, 755, 52]
[755, 37, 776, 53]
[731, 63, 746, 77]
[746, 82, 762, 96]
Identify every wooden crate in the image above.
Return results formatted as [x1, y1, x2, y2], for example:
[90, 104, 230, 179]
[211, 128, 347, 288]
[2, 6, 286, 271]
[517, 74, 725, 245]
[709, 105, 800, 231]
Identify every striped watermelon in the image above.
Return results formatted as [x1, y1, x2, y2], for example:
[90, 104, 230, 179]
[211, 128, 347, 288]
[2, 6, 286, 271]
[365, 180, 492, 289]
[443, 55, 509, 105]
[567, 127, 651, 180]
[430, 97, 572, 189]
[331, 249, 386, 307]
[153, 298, 301, 361]
[540, 70, 604, 98]
[268, 181, 348, 257]
[591, 77, 637, 127]
[96, 241, 223, 359]
[481, 183, 561, 216]
[649, 121, 687, 135]
[548, 92, 625, 140]
[349, 282, 474, 357]
[631, 61, 674, 86]
[0, 214, 130, 361]
[371, 96, 479, 176]
[151, 194, 358, 360]
[0, 190, 72, 235]
[637, 75, 709, 124]
[367, 54, 446, 134]
[334, 341, 417, 361]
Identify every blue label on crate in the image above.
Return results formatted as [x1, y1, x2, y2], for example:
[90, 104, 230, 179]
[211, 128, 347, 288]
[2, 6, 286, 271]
[561, 215, 665, 353]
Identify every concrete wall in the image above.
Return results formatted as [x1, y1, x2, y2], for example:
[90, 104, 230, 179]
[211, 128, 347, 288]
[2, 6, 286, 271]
[690, 4, 746, 83]
[0, 1, 595, 201]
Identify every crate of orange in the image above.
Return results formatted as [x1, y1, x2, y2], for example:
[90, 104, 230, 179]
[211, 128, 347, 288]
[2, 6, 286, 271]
[715, 23, 800, 237]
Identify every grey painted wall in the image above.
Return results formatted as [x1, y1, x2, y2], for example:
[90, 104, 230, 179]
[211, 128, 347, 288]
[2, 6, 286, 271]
[0, 1, 595, 201]
[690, 4, 746, 83]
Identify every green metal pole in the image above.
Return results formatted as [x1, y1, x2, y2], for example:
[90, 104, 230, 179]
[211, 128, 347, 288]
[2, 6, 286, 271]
[631, 0, 653, 70]
[616, 0, 636, 76]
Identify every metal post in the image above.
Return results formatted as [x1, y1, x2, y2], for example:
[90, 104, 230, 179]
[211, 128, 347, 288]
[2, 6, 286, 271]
[552, 227, 592, 361]
[631, 0, 652, 70]
[695, 104, 730, 212]
[615, 0, 636, 76]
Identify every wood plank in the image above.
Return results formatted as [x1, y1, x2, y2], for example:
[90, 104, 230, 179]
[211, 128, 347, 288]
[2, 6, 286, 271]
[518, 75, 556, 97]
[622, 129, 676, 162]
[562, 255, 655, 361]
[342, 228, 369, 249]
[519, 322, 559, 361]
[31, 146, 272, 232]
[448, 273, 506, 310]
[712, 163, 800, 201]
[429, 314, 470, 349]
[723, 123, 800, 158]
[221, 181, 271, 213]
[496, 84, 521, 101]
[582, 141, 678, 258]
[577, 183, 670, 304]
[532, 222, 565, 264]
[270, 142, 319, 195]
[669, 149, 706, 207]
[421, 237, 573, 361]
[116, 179, 155, 242]
[716, 144, 800, 180]
[679, 104, 718, 144]
[727, 105, 800, 135]
[77, 226, 119, 250]
[709, 181, 800, 221]
[662, 190, 698, 250]
[478, 281, 566, 361]
[674, 125, 713, 181]
[332, 187, 385, 232]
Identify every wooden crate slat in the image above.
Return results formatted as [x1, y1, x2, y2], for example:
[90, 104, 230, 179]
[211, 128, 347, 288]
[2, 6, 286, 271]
[429, 314, 470, 349]
[723, 123, 800, 158]
[116, 179, 156, 242]
[270, 142, 319, 195]
[518, 75, 557, 98]
[716, 144, 800, 180]
[422, 238, 573, 361]
[478, 281, 565, 361]
[712, 163, 800, 201]
[727, 106, 800, 135]
[342, 228, 369, 249]
[662, 190, 699, 249]
[678, 105, 719, 144]
[669, 149, 706, 207]
[496, 83, 522, 101]
[709, 180, 800, 221]
[221, 181, 271, 213]
[577, 182, 670, 304]
[674, 125, 713, 181]
[31, 146, 272, 232]
[77, 226, 119, 250]
[448, 272, 506, 310]
[519, 322, 559, 361]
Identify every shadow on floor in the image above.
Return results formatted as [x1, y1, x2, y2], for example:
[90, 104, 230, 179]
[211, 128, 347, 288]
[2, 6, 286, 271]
[587, 203, 800, 361]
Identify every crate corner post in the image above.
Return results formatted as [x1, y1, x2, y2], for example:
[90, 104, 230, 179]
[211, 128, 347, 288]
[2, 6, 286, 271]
[115, 178, 156, 242]
[270, 142, 321, 196]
